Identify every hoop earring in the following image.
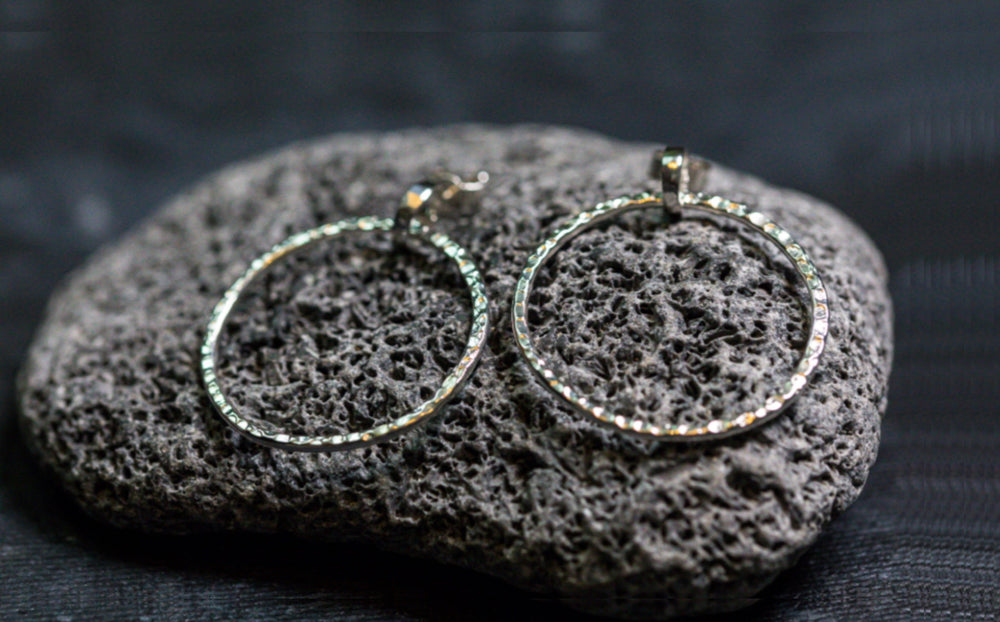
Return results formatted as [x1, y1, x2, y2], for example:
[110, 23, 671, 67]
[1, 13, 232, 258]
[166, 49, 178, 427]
[512, 147, 828, 440]
[202, 171, 492, 451]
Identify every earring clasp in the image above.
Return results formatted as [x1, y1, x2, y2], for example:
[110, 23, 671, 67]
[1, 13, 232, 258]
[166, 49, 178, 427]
[650, 147, 709, 219]
[396, 170, 490, 233]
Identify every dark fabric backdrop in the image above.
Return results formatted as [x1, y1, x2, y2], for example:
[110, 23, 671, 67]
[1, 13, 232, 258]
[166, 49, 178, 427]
[2, 5, 999, 621]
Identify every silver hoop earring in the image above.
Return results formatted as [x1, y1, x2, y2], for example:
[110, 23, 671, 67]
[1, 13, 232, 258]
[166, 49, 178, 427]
[512, 147, 829, 440]
[202, 171, 492, 452]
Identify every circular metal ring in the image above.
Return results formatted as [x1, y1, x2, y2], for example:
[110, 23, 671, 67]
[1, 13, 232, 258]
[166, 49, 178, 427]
[202, 216, 490, 451]
[512, 192, 829, 440]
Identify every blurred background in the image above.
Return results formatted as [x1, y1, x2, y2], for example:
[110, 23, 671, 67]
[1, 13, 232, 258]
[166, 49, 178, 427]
[2, 4, 999, 620]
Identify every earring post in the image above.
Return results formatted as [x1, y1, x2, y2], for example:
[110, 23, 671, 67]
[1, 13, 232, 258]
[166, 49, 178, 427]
[396, 170, 490, 233]
[650, 147, 709, 219]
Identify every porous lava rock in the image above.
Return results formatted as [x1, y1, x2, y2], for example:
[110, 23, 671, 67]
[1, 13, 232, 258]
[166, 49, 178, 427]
[19, 125, 892, 619]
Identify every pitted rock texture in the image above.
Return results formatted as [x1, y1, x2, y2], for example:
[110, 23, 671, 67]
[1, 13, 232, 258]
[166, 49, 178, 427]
[19, 125, 892, 620]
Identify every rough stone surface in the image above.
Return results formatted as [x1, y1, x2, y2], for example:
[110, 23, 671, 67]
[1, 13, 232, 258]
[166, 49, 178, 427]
[18, 125, 892, 619]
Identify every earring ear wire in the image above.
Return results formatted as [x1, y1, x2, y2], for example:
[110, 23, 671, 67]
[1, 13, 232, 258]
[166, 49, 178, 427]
[203, 172, 492, 452]
[512, 146, 828, 441]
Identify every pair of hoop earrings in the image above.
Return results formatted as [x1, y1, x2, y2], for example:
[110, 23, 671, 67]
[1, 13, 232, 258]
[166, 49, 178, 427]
[201, 147, 828, 452]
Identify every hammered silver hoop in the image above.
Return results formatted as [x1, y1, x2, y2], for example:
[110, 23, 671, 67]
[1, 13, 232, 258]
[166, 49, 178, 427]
[202, 215, 490, 452]
[512, 149, 828, 441]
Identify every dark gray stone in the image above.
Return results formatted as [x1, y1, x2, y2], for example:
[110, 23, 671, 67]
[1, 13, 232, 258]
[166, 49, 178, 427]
[18, 125, 892, 619]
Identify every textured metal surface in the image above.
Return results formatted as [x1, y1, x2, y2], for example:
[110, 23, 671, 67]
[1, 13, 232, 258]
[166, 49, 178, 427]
[202, 216, 490, 451]
[513, 190, 828, 440]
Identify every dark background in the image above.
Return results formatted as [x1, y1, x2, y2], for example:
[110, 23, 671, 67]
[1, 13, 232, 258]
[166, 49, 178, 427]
[2, 4, 999, 621]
